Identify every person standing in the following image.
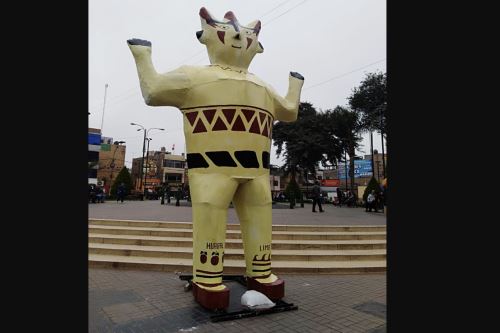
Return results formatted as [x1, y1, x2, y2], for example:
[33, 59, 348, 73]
[345, 190, 354, 207]
[117, 182, 126, 203]
[366, 190, 378, 212]
[89, 184, 96, 203]
[96, 186, 104, 203]
[312, 181, 324, 213]
[336, 187, 343, 207]
[160, 183, 166, 205]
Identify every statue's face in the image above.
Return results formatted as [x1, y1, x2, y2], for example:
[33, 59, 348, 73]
[197, 7, 263, 70]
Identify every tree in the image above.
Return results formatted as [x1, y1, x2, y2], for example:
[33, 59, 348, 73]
[273, 102, 334, 184]
[110, 167, 133, 197]
[324, 106, 363, 191]
[348, 72, 387, 177]
[362, 176, 381, 204]
[284, 177, 302, 209]
[348, 72, 387, 133]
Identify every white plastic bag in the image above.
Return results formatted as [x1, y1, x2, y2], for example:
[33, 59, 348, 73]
[241, 290, 276, 310]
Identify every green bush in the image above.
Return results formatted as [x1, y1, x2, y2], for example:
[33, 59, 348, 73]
[363, 176, 381, 202]
[110, 167, 133, 197]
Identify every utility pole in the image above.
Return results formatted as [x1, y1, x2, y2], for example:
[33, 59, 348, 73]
[100, 83, 109, 132]
[370, 131, 375, 177]
[344, 150, 349, 192]
[380, 107, 386, 178]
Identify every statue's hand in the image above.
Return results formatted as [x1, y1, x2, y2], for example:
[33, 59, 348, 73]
[290, 71, 304, 80]
[127, 38, 152, 47]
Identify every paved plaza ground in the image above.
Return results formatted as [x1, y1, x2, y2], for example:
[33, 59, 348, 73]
[89, 200, 386, 226]
[89, 268, 386, 333]
[89, 200, 386, 332]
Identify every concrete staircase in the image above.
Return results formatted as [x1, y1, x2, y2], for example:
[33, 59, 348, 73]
[89, 219, 386, 274]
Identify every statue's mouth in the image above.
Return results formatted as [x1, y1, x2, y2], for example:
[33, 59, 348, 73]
[231, 45, 241, 49]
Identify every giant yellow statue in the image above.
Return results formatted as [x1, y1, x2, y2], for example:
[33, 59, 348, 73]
[128, 7, 304, 310]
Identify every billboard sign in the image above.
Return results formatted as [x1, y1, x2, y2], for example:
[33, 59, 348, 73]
[321, 179, 340, 187]
[338, 160, 373, 179]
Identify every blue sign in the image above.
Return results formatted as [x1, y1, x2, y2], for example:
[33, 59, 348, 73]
[338, 160, 373, 179]
[88, 133, 101, 145]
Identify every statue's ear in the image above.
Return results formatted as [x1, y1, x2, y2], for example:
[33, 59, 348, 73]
[223, 11, 238, 23]
[198, 7, 216, 44]
[199, 7, 216, 27]
[247, 20, 261, 35]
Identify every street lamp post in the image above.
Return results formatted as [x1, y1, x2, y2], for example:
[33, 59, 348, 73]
[131, 123, 146, 198]
[144, 137, 152, 199]
[130, 123, 164, 200]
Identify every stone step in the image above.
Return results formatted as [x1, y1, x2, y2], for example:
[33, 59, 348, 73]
[88, 243, 386, 261]
[89, 234, 387, 250]
[88, 225, 386, 241]
[89, 219, 386, 232]
[88, 254, 386, 274]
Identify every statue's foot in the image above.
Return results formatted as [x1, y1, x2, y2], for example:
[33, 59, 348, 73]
[192, 282, 229, 310]
[247, 273, 285, 301]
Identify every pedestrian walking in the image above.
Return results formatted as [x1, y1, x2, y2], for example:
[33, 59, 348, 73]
[312, 181, 324, 213]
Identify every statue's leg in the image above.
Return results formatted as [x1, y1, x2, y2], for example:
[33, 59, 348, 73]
[232, 174, 285, 301]
[190, 172, 238, 310]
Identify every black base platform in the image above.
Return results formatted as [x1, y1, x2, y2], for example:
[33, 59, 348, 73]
[179, 274, 298, 322]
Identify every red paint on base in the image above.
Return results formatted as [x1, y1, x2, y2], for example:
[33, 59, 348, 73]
[247, 277, 285, 301]
[192, 282, 230, 310]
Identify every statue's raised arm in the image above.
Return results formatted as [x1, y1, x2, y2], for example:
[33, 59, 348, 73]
[272, 71, 305, 122]
[127, 38, 191, 107]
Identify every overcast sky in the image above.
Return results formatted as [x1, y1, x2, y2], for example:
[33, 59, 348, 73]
[89, 0, 386, 168]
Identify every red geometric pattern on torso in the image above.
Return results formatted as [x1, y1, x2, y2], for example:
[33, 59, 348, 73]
[184, 107, 273, 138]
[241, 109, 255, 122]
[186, 112, 198, 126]
[222, 109, 236, 124]
[259, 112, 266, 125]
[212, 116, 228, 131]
[261, 122, 269, 137]
[249, 117, 261, 134]
[203, 109, 217, 125]
[193, 118, 208, 133]
[231, 115, 246, 131]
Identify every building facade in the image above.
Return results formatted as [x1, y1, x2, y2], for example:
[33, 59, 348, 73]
[88, 128, 101, 185]
[163, 153, 186, 189]
[97, 139, 126, 193]
[364, 150, 387, 183]
[131, 148, 187, 192]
